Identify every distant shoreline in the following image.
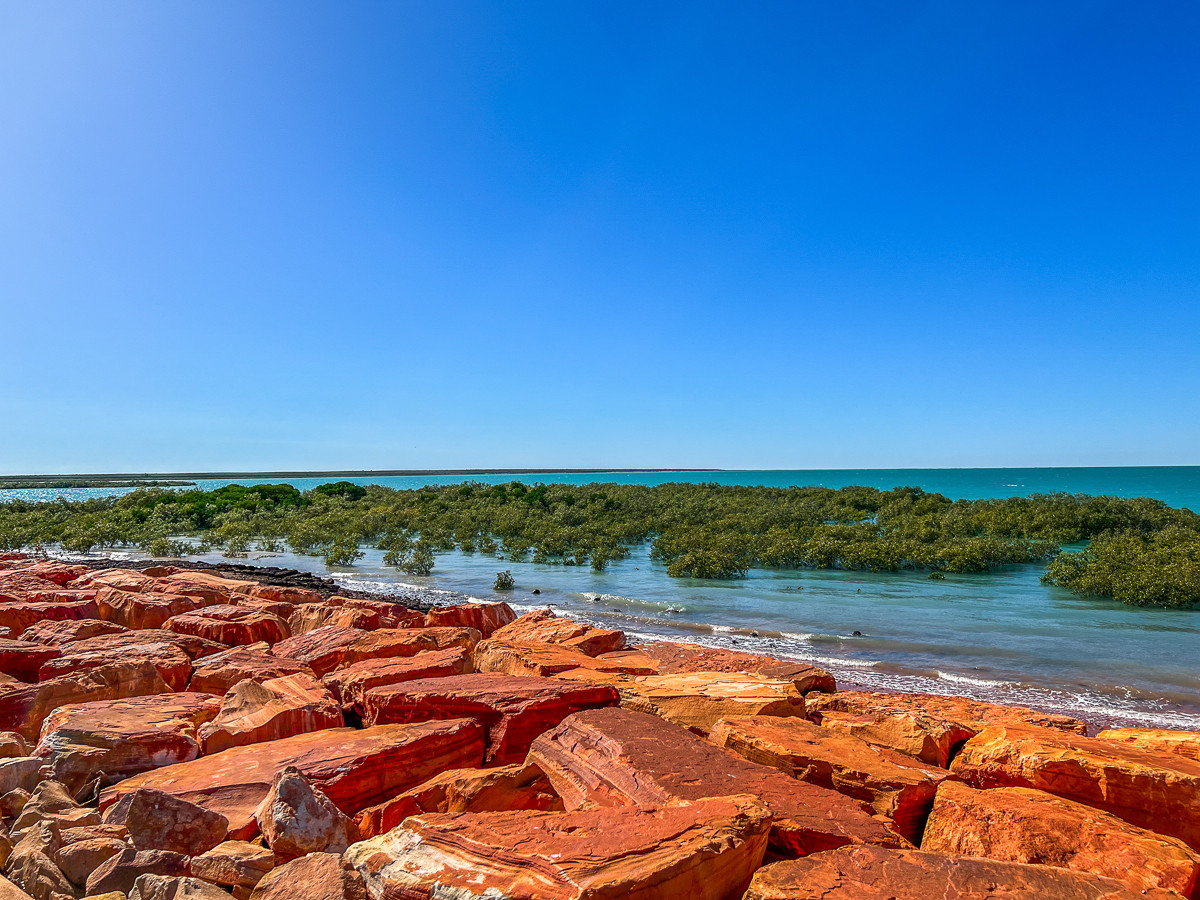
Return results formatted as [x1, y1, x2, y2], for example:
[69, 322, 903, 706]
[0, 468, 717, 483]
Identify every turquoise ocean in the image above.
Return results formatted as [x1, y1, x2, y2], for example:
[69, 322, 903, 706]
[12, 466, 1200, 730]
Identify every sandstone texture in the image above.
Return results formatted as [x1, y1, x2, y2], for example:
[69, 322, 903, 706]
[186, 646, 316, 695]
[322, 647, 471, 713]
[1098, 727, 1200, 761]
[490, 609, 625, 655]
[199, 672, 343, 753]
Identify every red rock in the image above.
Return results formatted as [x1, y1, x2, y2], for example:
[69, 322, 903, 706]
[68, 568, 156, 593]
[231, 596, 296, 620]
[40, 632, 194, 690]
[237, 583, 324, 606]
[55, 836, 127, 887]
[0, 660, 172, 742]
[363, 673, 620, 765]
[816, 710, 969, 768]
[0, 731, 28, 758]
[95, 588, 205, 630]
[0, 641, 59, 683]
[199, 673, 344, 754]
[638, 641, 837, 693]
[85, 848, 190, 896]
[322, 647, 471, 713]
[345, 796, 771, 900]
[272, 625, 479, 677]
[17, 619, 126, 646]
[338, 597, 422, 629]
[34, 692, 222, 791]
[530, 707, 906, 856]
[189, 841, 274, 889]
[153, 571, 256, 605]
[474, 638, 655, 677]
[950, 723, 1200, 852]
[54, 627, 227, 662]
[922, 780, 1200, 896]
[164, 605, 290, 646]
[742, 845, 1165, 900]
[403, 762, 562, 816]
[287, 604, 379, 635]
[128, 874, 231, 899]
[100, 720, 486, 840]
[254, 766, 358, 862]
[491, 609, 625, 655]
[248, 853, 366, 900]
[0, 757, 41, 797]
[1097, 727, 1200, 761]
[187, 647, 316, 695]
[103, 787, 228, 855]
[0, 573, 67, 600]
[424, 601, 516, 637]
[0, 599, 100, 637]
[8, 562, 88, 587]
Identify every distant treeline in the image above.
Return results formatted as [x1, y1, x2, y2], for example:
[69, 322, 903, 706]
[0, 480, 196, 490]
[1, 481, 1197, 608]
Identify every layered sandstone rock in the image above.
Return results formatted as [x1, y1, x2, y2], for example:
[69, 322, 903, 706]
[199, 673, 343, 754]
[17, 619, 126, 647]
[0, 642, 59, 684]
[34, 692, 222, 791]
[322, 648, 471, 713]
[94, 589, 205, 630]
[637, 641, 836, 693]
[742, 845, 1166, 900]
[490, 609, 625, 655]
[189, 841, 274, 890]
[103, 788, 229, 855]
[187, 646, 316, 695]
[922, 780, 1200, 896]
[247, 852, 366, 900]
[67, 568, 156, 594]
[85, 848, 191, 896]
[529, 708, 906, 856]
[1097, 727, 1200, 761]
[288, 604, 380, 636]
[950, 723, 1200, 852]
[100, 721, 486, 839]
[424, 601, 516, 637]
[336, 598, 422, 629]
[0, 599, 101, 637]
[272, 626, 480, 677]
[254, 766, 358, 862]
[474, 639, 656, 677]
[41, 632, 196, 691]
[163, 605, 290, 647]
[362, 673, 620, 764]
[709, 715, 951, 843]
[817, 710, 969, 768]
[345, 796, 771, 900]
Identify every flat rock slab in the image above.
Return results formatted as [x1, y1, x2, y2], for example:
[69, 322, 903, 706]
[323, 648, 471, 712]
[0, 640, 60, 682]
[188, 647, 316, 695]
[529, 707, 906, 856]
[95, 588, 206, 630]
[490, 609, 625, 656]
[1097, 727, 1200, 761]
[99, 720, 486, 840]
[345, 796, 770, 900]
[950, 723, 1200, 853]
[474, 639, 656, 678]
[637, 641, 836, 693]
[362, 673, 620, 765]
[710, 715, 950, 843]
[273, 626, 480, 677]
[923, 780, 1200, 896]
[0, 599, 100, 636]
[17, 618, 127, 646]
[41, 633, 195, 691]
[164, 605, 290, 647]
[200, 672, 343, 753]
[335, 597, 424, 629]
[743, 845, 1165, 900]
[815, 710, 967, 768]
[35, 691, 222, 791]
[557, 669, 807, 734]
[424, 601, 516, 637]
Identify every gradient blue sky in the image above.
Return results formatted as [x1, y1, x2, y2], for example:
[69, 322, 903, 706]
[2, 1, 1197, 473]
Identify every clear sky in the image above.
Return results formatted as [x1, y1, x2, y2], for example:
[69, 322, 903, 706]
[1, 1, 1197, 473]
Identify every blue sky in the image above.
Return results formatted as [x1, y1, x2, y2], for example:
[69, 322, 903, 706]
[1, 1, 1197, 473]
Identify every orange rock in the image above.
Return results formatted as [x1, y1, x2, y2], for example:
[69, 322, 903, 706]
[474, 638, 656, 677]
[35, 692, 223, 791]
[490, 609, 624, 655]
[153, 571, 256, 605]
[189, 841, 274, 889]
[807, 689, 1089, 737]
[187, 647, 316, 695]
[1097, 727, 1200, 761]
[41, 632, 195, 690]
[100, 720, 486, 840]
[0, 640, 59, 682]
[85, 848, 190, 896]
[345, 796, 770, 900]
[709, 715, 951, 843]
[55, 836, 127, 887]
[22, 588, 98, 604]
[68, 568, 156, 593]
[17, 618, 127, 646]
[231, 596, 297, 620]
[424, 601, 516, 637]
[529, 707, 907, 856]
[95, 588, 206, 630]
[287, 603, 380, 635]
[0, 660, 172, 742]
[52, 627, 225, 662]
[0, 572, 74, 600]
[165, 605, 290, 646]
[8, 561, 89, 586]
[0, 599, 101, 636]
[337, 597, 423, 629]
[236, 584, 324, 606]
[743, 845, 1166, 900]
[248, 852, 366, 900]
[322, 648, 471, 713]
[922, 780, 1200, 896]
[557, 669, 807, 734]
[273, 625, 479, 677]
[637, 641, 836, 693]
[254, 766, 358, 862]
[362, 673, 620, 764]
[816, 710, 969, 768]
[200, 673, 344, 754]
[103, 788, 229, 855]
[950, 723, 1200, 852]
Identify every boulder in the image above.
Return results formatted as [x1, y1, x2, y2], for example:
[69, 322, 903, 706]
[950, 723, 1200, 852]
[230, 596, 296, 620]
[34, 692, 222, 791]
[1097, 727, 1200, 761]
[322, 648, 471, 713]
[0, 732, 28, 758]
[187, 646, 315, 695]
[529, 708, 907, 856]
[67, 568, 156, 594]
[100, 721, 486, 840]
[490, 609, 624, 655]
[254, 766, 358, 862]
[922, 780, 1200, 896]
[474, 639, 655, 677]
[235, 583, 324, 606]
[637, 641, 836, 693]
[816, 710, 968, 768]
[709, 715, 951, 843]
[345, 796, 770, 900]
[164, 605, 290, 647]
[287, 605, 379, 636]
[0, 600, 100, 638]
[556, 669, 807, 734]
[337, 597, 423, 629]
[153, 571, 256, 605]
[5, 846, 74, 900]
[17, 620, 126, 647]
[54, 837, 127, 887]
[424, 601, 516, 637]
[362, 673, 620, 764]
[0, 660, 172, 742]
[0, 642, 59, 683]
[127, 875, 231, 900]
[199, 673, 343, 754]
[84, 849, 189, 897]
[272, 626, 479, 678]
[9, 562, 88, 587]
[0, 759, 41, 797]
[103, 788, 229, 855]
[247, 853, 366, 900]
[10, 780, 97, 837]
[94, 588, 205, 630]
[742, 845, 1166, 900]
[40, 634, 194, 691]
[189, 841, 274, 889]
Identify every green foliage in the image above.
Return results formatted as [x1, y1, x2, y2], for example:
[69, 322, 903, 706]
[311, 481, 367, 502]
[494, 569, 515, 590]
[1042, 526, 1200, 607]
[146, 537, 195, 557]
[323, 535, 364, 567]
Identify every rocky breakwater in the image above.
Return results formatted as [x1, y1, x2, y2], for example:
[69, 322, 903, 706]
[0, 552, 1194, 898]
